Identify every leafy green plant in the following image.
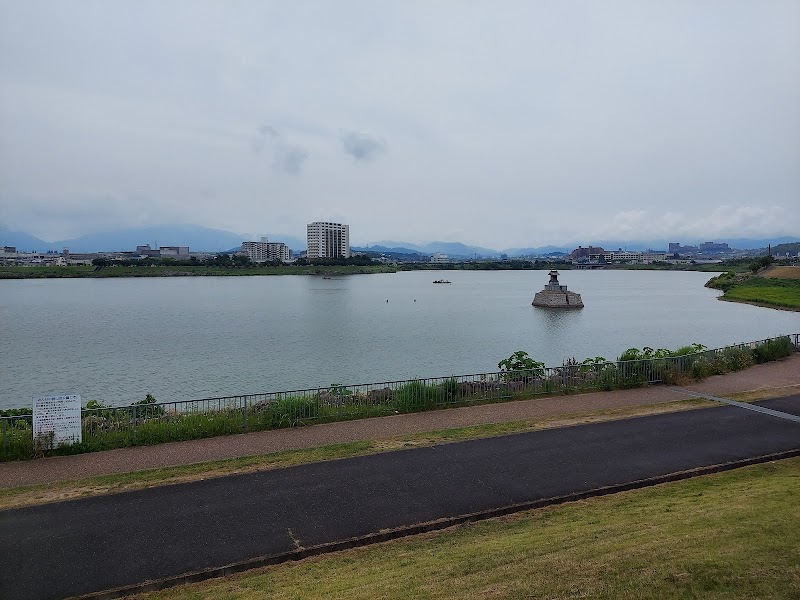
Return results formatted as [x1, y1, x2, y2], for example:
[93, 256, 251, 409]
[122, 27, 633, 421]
[328, 383, 353, 397]
[578, 356, 609, 373]
[498, 351, 545, 380]
[131, 393, 165, 419]
[0, 407, 32, 418]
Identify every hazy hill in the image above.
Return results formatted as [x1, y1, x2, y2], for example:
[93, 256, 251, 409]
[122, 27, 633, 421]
[503, 245, 572, 256]
[0, 227, 51, 252]
[353, 244, 428, 255]
[3, 224, 796, 255]
[363, 240, 500, 257]
[0, 225, 307, 253]
[419, 241, 500, 257]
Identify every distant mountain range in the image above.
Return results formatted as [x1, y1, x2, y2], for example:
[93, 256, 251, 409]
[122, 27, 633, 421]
[357, 237, 799, 258]
[0, 225, 306, 254]
[1, 224, 796, 256]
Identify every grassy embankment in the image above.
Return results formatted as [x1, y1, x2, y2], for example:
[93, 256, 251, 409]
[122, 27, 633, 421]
[0, 264, 396, 278]
[707, 265, 800, 311]
[133, 457, 800, 600]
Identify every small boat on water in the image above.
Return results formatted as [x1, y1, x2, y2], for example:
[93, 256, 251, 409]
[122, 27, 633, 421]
[433, 279, 451, 284]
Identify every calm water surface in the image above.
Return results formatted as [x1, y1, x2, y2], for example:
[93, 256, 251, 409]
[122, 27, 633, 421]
[1, 270, 797, 408]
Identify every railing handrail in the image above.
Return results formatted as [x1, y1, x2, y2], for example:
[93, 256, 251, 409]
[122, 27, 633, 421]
[1, 333, 797, 418]
[3, 333, 797, 460]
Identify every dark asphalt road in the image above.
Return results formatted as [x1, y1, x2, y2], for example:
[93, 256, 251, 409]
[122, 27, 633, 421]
[2, 397, 799, 600]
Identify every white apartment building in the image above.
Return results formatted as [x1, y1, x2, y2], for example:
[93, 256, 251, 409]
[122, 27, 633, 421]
[241, 238, 291, 262]
[307, 222, 350, 259]
[430, 253, 449, 264]
[602, 250, 668, 263]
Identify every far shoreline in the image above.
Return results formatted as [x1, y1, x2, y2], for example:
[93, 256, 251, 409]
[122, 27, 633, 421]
[0, 261, 737, 280]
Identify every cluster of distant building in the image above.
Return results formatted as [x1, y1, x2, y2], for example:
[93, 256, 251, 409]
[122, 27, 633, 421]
[0, 220, 356, 267]
[668, 241, 731, 254]
[239, 221, 351, 263]
[0, 243, 202, 266]
[3, 230, 795, 268]
[569, 241, 744, 268]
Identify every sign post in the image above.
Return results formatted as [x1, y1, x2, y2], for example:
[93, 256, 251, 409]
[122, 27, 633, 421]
[33, 394, 82, 449]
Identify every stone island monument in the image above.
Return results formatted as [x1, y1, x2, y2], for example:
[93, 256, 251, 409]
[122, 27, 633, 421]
[532, 270, 584, 308]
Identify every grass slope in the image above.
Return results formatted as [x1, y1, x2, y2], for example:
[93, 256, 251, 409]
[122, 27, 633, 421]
[707, 271, 800, 310]
[723, 278, 800, 309]
[138, 458, 800, 600]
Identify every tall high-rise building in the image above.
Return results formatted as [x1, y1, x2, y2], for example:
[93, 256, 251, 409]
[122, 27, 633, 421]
[307, 222, 350, 259]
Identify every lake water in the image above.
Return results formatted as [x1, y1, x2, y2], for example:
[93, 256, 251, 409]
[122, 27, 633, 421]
[1, 270, 798, 408]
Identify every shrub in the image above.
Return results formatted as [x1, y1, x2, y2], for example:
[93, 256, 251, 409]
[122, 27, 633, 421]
[691, 356, 726, 379]
[259, 396, 320, 428]
[131, 393, 165, 419]
[752, 336, 792, 364]
[720, 347, 754, 371]
[0, 407, 32, 418]
[438, 378, 461, 404]
[394, 380, 437, 412]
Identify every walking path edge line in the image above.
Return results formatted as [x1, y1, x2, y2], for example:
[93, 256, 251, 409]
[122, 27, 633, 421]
[681, 389, 800, 423]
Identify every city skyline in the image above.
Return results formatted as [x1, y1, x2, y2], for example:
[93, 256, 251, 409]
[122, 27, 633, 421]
[1, 1, 798, 247]
[2, 219, 796, 256]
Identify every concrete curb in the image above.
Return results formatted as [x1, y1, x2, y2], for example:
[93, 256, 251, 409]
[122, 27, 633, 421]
[68, 448, 800, 600]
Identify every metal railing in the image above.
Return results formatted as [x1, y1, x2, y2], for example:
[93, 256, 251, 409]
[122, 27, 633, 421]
[2, 334, 797, 460]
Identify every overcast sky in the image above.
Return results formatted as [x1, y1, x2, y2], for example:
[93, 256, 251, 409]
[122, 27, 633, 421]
[1, 1, 798, 247]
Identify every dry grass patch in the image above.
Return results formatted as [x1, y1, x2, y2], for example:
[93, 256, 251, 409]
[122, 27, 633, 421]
[728, 384, 800, 403]
[762, 266, 800, 279]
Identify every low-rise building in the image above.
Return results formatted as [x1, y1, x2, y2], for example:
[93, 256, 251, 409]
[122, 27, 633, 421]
[158, 246, 190, 257]
[602, 250, 668, 263]
[241, 238, 291, 262]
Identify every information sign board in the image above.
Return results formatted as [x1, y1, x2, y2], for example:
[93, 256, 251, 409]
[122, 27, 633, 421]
[33, 394, 82, 447]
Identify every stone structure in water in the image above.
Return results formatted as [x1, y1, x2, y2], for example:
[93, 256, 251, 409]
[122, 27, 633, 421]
[532, 270, 584, 308]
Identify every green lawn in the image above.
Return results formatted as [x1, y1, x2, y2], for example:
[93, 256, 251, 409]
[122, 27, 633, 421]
[138, 458, 800, 600]
[722, 278, 800, 310]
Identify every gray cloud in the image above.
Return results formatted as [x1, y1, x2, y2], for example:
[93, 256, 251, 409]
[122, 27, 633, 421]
[341, 131, 387, 162]
[252, 125, 279, 154]
[276, 146, 308, 175]
[252, 125, 307, 175]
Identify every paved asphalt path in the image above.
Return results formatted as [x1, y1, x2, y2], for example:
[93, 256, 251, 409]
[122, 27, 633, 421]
[2, 397, 799, 600]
